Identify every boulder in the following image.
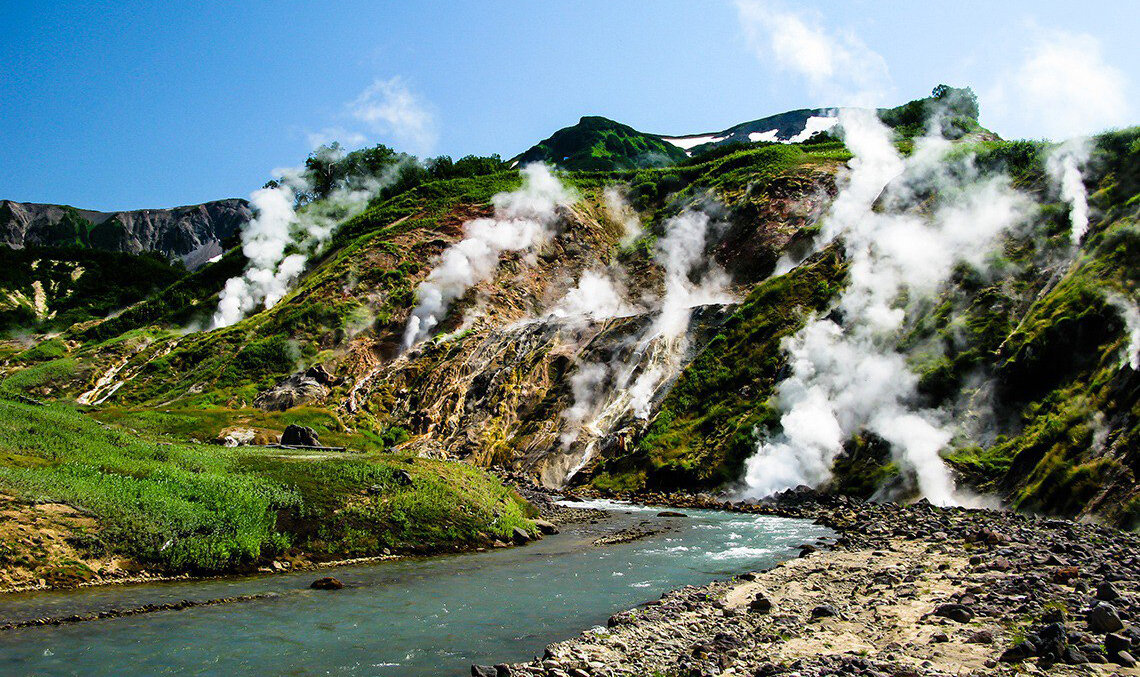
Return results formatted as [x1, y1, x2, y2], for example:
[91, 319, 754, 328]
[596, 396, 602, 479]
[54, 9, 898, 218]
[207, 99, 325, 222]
[933, 603, 975, 623]
[810, 604, 838, 618]
[281, 424, 320, 447]
[657, 511, 687, 518]
[1106, 632, 1132, 658]
[1088, 602, 1124, 633]
[255, 373, 331, 412]
[1097, 581, 1121, 601]
[309, 577, 343, 590]
[749, 594, 773, 614]
[1034, 622, 1069, 664]
[533, 519, 559, 535]
[511, 527, 531, 545]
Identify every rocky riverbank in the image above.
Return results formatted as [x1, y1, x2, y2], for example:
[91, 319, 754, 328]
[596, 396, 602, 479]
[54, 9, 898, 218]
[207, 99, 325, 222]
[498, 491, 1140, 677]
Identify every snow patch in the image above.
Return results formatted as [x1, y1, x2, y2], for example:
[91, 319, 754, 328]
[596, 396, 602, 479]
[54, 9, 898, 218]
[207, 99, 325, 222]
[661, 135, 722, 151]
[748, 129, 781, 143]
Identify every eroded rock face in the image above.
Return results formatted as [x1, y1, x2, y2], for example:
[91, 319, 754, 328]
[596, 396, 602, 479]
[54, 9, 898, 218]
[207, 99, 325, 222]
[255, 365, 338, 412]
[351, 304, 733, 488]
[0, 199, 251, 268]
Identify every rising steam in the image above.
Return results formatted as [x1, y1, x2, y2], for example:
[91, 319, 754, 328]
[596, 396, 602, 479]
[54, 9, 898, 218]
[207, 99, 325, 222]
[740, 109, 1029, 505]
[1046, 139, 1091, 245]
[554, 205, 733, 479]
[1107, 293, 1140, 370]
[603, 187, 644, 246]
[401, 164, 575, 349]
[212, 166, 382, 329]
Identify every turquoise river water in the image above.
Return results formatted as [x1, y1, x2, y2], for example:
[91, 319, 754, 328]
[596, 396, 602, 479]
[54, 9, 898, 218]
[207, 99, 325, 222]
[0, 500, 830, 676]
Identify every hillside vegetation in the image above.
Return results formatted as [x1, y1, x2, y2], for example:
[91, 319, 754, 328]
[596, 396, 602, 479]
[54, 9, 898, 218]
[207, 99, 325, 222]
[1, 86, 1138, 589]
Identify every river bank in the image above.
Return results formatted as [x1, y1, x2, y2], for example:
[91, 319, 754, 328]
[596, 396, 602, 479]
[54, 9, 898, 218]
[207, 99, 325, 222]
[503, 492, 1140, 677]
[0, 498, 828, 676]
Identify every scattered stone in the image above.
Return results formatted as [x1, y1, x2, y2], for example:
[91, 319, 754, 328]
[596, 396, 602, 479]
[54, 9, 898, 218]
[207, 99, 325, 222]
[748, 594, 772, 614]
[1106, 632, 1132, 658]
[967, 629, 994, 644]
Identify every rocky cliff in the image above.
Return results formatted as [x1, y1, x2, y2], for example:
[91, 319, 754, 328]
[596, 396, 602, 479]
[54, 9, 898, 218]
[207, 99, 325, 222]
[0, 198, 251, 268]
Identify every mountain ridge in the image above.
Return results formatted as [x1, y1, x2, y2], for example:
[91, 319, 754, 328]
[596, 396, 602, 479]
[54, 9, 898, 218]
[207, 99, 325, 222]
[0, 198, 252, 269]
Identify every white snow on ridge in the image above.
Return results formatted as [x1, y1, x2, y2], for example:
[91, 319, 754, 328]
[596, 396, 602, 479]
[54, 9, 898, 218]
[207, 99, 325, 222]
[788, 116, 838, 143]
[664, 115, 838, 155]
[748, 129, 780, 143]
[661, 134, 722, 150]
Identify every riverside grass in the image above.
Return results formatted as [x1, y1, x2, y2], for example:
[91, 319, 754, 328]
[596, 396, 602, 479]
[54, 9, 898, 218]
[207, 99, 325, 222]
[0, 399, 534, 573]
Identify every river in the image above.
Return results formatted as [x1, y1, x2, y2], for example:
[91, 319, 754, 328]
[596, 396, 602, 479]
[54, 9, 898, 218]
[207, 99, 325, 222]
[0, 500, 831, 676]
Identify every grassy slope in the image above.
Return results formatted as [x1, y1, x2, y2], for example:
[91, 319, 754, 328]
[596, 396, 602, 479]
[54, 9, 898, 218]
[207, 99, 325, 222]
[0, 398, 534, 576]
[944, 128, 1140, 524]
[513, 116, 689, 171]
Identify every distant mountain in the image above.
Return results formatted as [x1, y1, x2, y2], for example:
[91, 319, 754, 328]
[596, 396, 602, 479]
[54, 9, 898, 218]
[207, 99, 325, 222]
[511, 116, 689, 171]
[0, 198, 251, 269]
[516, 86, 987, 171]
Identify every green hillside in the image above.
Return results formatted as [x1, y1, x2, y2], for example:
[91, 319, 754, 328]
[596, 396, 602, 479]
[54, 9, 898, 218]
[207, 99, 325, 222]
[512, 115, 689, 171]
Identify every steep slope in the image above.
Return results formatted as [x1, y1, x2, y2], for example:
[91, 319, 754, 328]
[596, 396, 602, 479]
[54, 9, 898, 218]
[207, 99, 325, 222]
[0, 198, 251, 268]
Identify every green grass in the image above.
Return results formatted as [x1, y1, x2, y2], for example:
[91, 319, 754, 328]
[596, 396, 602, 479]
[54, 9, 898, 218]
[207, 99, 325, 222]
[0, 400, 534, 573]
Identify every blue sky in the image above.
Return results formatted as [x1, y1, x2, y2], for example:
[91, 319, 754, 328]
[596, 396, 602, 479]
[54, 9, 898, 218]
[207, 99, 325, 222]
[1, 1, 1135, 210]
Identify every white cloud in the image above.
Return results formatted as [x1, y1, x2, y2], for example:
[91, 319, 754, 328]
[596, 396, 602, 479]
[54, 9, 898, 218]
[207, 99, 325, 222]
[306, 126, 368, 150]
[986, 28, 1130, 140]
[735, 0, 892, 106]
[348, 76, 438, 154]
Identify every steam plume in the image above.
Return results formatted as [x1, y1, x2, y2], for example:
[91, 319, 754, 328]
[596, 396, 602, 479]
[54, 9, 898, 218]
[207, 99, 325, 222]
[603, 187, 643, 246]
[1046, 139, 1091, 245]
[550, 269, 637, 321]
[402, 164, 575, 349]
[1107, 293, 1140, 370]
[212, 166, 382, 329]
[741, 109, 1028, 505]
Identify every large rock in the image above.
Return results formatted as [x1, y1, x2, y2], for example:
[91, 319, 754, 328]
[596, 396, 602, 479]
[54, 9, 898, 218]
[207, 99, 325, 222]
[309, 577, 343, 590]
[1088, 602, 1124, 633]
[533, 519, 559, 535]
[933, 603, 975, 623]
[255, 366, 337, 412]
[281, 424, 321, 447]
